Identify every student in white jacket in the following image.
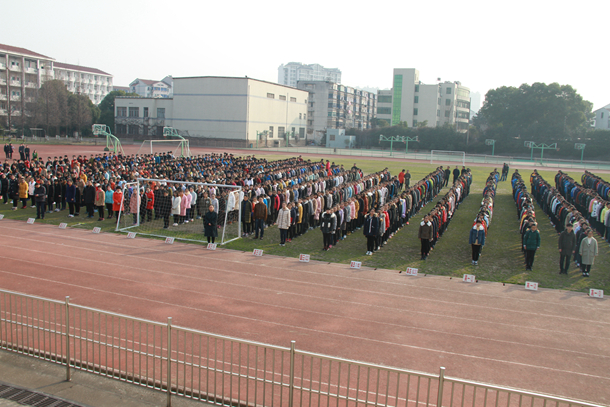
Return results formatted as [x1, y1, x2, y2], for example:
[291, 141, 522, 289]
[171, 191, 181, 226]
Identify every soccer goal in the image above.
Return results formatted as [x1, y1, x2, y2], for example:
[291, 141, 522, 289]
[136, 139, 191, 158]
[115, 178, 242, 245]
[430, 150, 466, 166]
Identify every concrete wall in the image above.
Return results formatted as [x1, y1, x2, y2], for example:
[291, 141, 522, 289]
[417, 84, 441, 127]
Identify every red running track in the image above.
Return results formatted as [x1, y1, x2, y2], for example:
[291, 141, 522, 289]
[0, 220, 608, 405]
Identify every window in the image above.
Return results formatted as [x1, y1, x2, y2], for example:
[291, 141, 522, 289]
[378, 95, 392, 103]
[445, 99, 451, 106]
[267, 93, 274, 99]
[117, 107, 127, 117]
[413, 108, 418, 116]
[291, 127, 295, 136]
[330, 134, 335, 141]
[413, 120, 417, 127]
[445, 110, 450, 117]
[143, 107, 149, 118]
[446, 87, 452, 94]
[377, 107, 391, 115]
[278, 127, 285, 139]
[129, 107, 139, 117]
[299, 128, 305, 138]
[115, 124, 127, 134]
[128, 125, 139, 135]
[279, 95, 286, 101]
[299, 113, 302, 119]
[290, 97, 297, 102]
[157, 108, 165, 118]
[303, 114, 306, 120]
[438, 98, 441, 105]
[415, 85, 419, 92]
[269, 126, 274, 138]
[601, 112, 604, 118]
[414, 96, 419, 103]
[437, 109, 440, 117]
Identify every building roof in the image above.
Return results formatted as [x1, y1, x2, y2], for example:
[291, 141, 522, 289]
[0, 43, 53, 60]
[113, 86, 130, 92]
[173, 76, 307, 92]
[593, 104, 610, 113]
[53, 61, 111, 76]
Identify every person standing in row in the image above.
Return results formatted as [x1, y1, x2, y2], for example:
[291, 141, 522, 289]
[469, 219, 486, 265]
[320, 208, 336, 251]
[277, 202, 291, 246]
[363, 209, 379, 255]
[33, 180, 46, 219]
[579, 230, 598, 277]
[204, 204, 218, 244]
[418, 214, 433, 260]
[558, 223, 575, 274]
[523, 223, 541, 271]
[252, 196, 267, 239]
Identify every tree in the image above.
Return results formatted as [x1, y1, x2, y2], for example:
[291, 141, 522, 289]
[98, 90, 139, 132]
[33, 80, 70, 136]
[68, 93, 99, 136]
[477, 82, 593, 142]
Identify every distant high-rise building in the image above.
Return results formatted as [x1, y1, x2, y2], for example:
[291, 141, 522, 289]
[278, 62, 341, 88]
[383, 68, 470, 132]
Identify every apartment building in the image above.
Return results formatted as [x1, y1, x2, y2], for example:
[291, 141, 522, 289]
[278, 63, 341, 88]
[296, 81, 376, 144]
[0, 43, 113, 129]
[129, 76, 173, 98]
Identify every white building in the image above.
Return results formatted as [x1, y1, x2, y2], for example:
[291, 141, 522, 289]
[376, 89, 392, 123]
[387, 68, 470, 132]
[593, 104, 610, 130]
[115, 76, 308, 147]
[129, 76, 172, 98]
[278, 62, 341, 88]
[0, 43, 113, 129]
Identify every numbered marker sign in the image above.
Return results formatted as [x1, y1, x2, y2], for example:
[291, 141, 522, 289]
[590, 289, 604, 299]
[27, 218, 35, 224]
[299, 254, 310, 262]
[350, 261, 361, 269]
[165, 237, 175, 244]
[0, 214, 4, 220]
[405, 267, 418, 276]
[58, 223, 67, 229]
[525, 281, 538, 291]
[92, 227, 101, 234]
[463, 274, 476, 283]
[127, 232, 137, 239]
[207, 243, 217, 250]
[253, 249, 263, 256]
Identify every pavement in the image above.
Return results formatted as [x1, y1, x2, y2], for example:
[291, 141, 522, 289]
[0, 351, 212, 407]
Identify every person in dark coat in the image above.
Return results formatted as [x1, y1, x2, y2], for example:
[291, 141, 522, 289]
[18, 144, 25, 161]
[24, 145, 30, 161]
[362, 209, 379, 255]
[558, 223, 576, 274]
[203, 204, 218, 243]
[33, 180, 47, 219]
[158, 189, 172, 229]
[0, 173, 8, 204]
[65, 179, 76, 217]
[83, 181, 96, 218]
[452, 167, 460, 184]
[45, 179, 55, 213]
[241, 195, 253, 237]
[418, 214, 433, 260]
[443, 167, 451, 187]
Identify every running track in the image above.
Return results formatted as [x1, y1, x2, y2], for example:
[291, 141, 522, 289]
[0, 220, 608, 405]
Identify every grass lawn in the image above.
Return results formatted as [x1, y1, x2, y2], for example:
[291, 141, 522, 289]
[2, 155, 608, 293]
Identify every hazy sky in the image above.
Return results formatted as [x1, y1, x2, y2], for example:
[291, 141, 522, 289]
[3, 0, 608, 110]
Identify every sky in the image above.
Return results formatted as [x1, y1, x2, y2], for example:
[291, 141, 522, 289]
[3, 0, 608, 110]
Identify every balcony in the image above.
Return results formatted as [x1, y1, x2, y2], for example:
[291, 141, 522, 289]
[0, 109, 6, 115]
[0, 78, 5, 85]
[25, 82, 37, 88]
[10, 95, 21, 102]
[0, 94, 6, 101]
[9, 64, 21, 72]
[25, 67, 37, 74]
[0, 63, 5, 70]
[25, 96, 35, 103]
[10, 80, 21, 87]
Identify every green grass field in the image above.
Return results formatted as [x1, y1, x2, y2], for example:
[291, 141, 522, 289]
[2, 155, 608, 293]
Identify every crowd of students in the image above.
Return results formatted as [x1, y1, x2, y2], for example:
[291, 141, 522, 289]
[469, 170, 498, 265]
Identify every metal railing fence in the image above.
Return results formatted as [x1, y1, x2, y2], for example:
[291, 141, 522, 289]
[0, 289, 603, 407]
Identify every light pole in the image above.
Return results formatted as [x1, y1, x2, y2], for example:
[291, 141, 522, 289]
[485, 139, 496, 156]
[575, 143, 586, 163]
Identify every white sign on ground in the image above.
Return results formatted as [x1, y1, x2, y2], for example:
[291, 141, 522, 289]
[405, 267, 418, 276]
[207, 243, 217, 250]
[27, 218, 35, 224]
[253, 249, 263, 256]
[0, 214, 4, 220]
[299, 254, 310, 262]
[127, 232, 137, 239]
[350, 261, 361, 269]
[165, 237, 175, 244]
[463, 274, 476, 283]
[59, 223, 67, 229]
[525, 281, 538, 291]
[589, 289, 604, 299]
[92, 227, 101, 234]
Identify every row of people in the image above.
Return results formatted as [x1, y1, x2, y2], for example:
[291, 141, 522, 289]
[511, 170, 540, 270]
[418, 169, 472, 260]
[469, 171, 498, 265]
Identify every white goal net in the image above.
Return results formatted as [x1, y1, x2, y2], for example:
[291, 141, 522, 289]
[136, 139, 191, 157]
[115, 178, 242, 245]
[430, 150, 466, 166]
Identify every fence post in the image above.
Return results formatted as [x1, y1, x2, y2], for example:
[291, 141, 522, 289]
[167, 317, 172, 407]
[65, 296, 71, 382]
[289, 341, 296, 407]
[437, 367, 445, 407]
